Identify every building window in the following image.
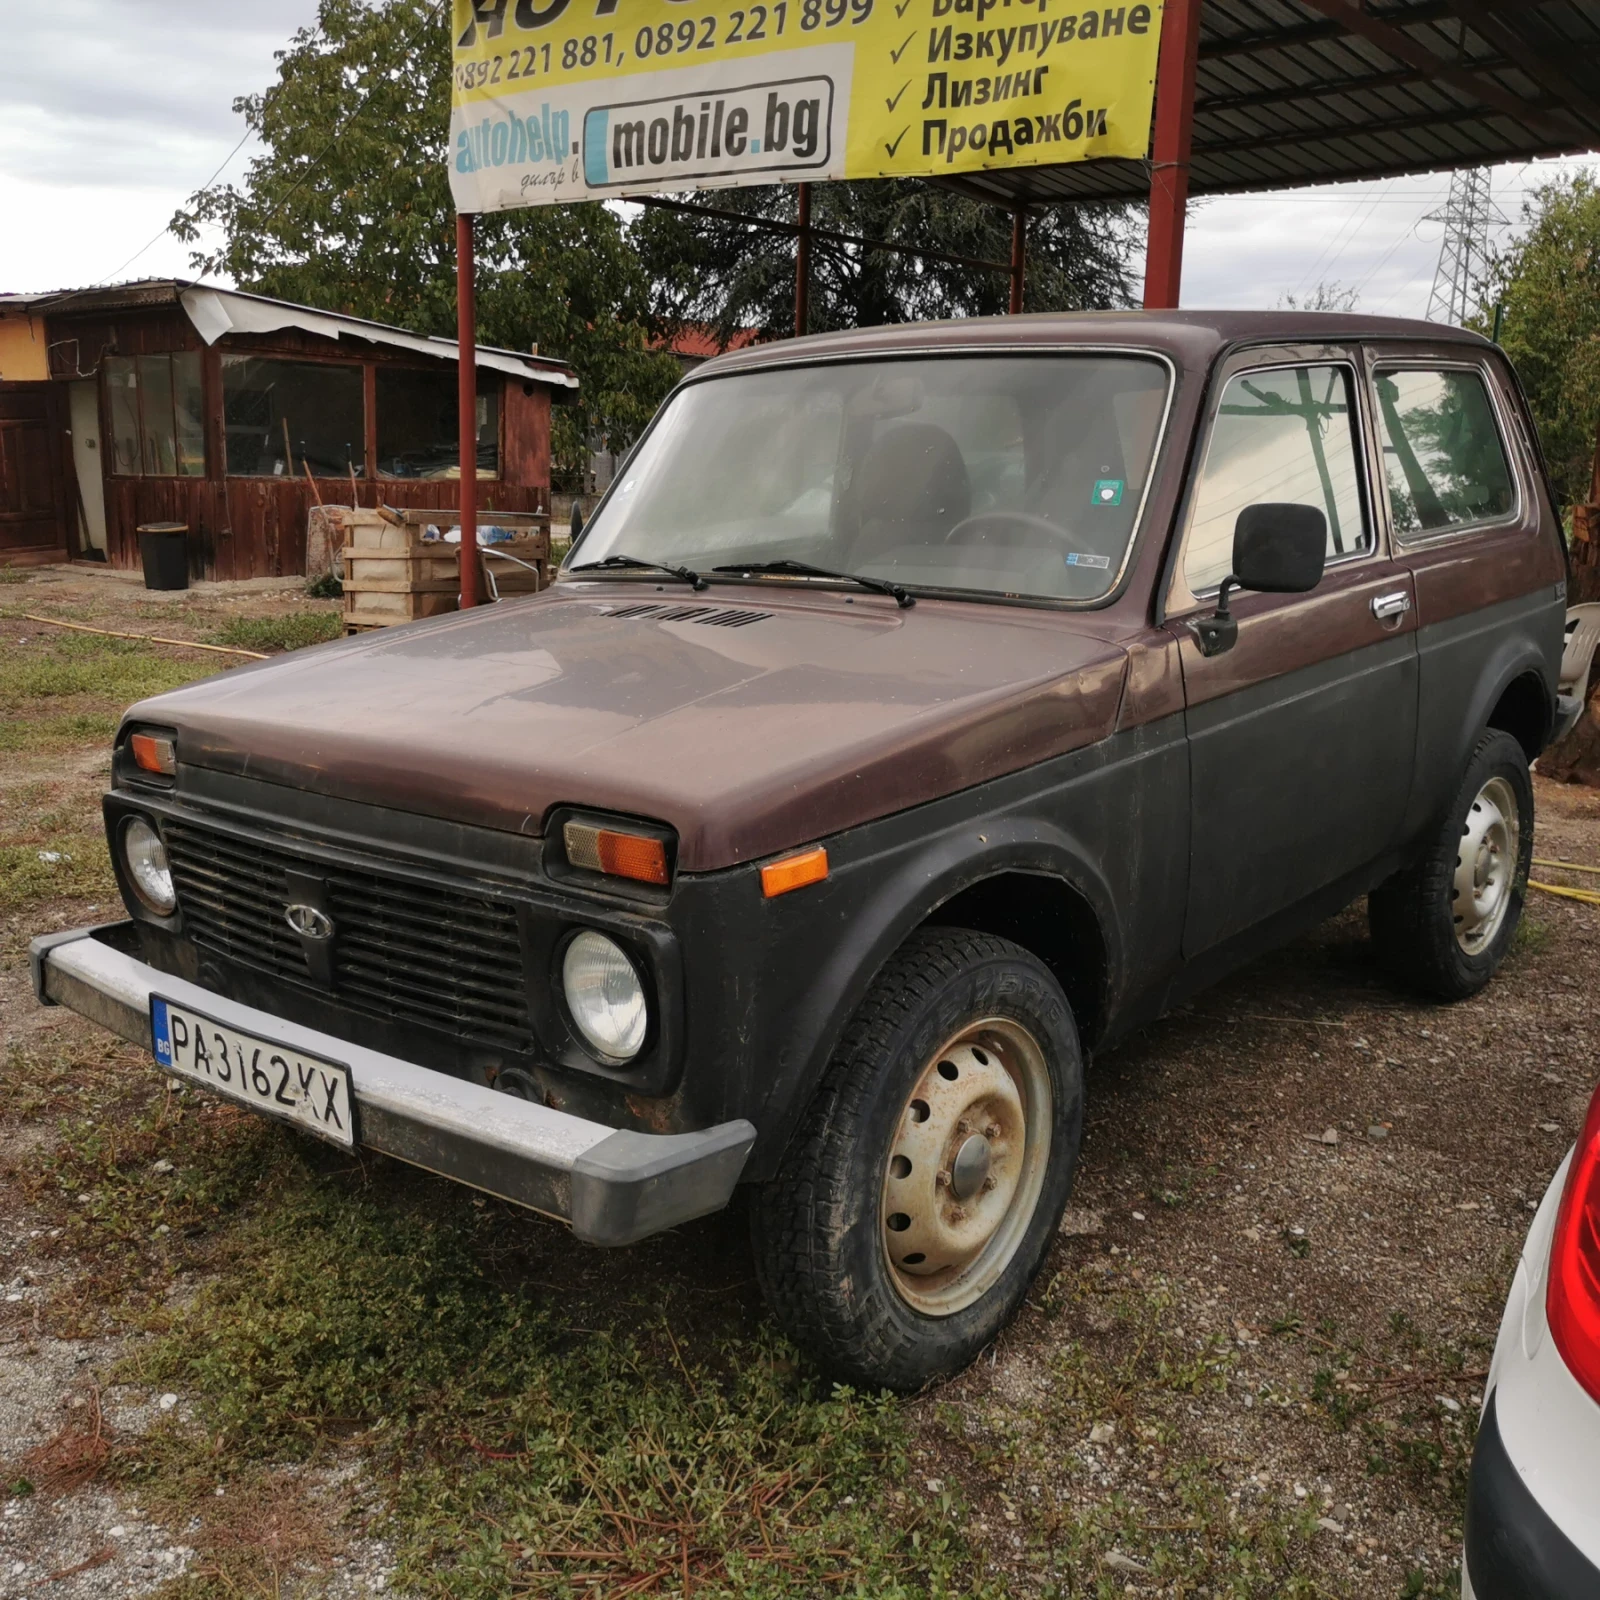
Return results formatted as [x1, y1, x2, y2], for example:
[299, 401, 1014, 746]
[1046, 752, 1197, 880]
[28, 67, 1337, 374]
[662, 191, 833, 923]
[375, 367, 499, 479]
[105, 353, 205, 477]
[222, 356, 365, 478]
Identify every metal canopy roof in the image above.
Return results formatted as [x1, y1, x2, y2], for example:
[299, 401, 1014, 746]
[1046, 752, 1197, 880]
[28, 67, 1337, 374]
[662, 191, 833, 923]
[940, 0, 1600, 208]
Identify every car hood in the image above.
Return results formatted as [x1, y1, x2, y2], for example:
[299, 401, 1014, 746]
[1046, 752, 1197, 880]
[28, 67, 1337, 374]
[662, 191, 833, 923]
[129, 586, 1130, 872]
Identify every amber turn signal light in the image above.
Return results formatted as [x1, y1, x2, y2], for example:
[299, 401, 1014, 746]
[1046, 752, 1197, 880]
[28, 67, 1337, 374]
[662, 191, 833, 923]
[129, 732, 176, 776]
[761, 847, 829, 898]
[563, 821, 670, 886]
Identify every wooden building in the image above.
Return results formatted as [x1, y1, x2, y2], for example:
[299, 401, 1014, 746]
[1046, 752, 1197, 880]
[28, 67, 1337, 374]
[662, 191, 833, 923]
[0, 280, 576, 579]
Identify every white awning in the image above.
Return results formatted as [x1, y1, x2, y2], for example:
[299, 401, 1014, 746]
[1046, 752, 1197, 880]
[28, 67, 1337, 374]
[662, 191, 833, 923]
[178, 286, 578, 390]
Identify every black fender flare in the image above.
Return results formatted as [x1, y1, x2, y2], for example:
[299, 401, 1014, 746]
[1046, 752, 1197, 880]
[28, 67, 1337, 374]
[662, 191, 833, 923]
[1457, 634, 1555, 765]
[745, 811, 1121, 1173]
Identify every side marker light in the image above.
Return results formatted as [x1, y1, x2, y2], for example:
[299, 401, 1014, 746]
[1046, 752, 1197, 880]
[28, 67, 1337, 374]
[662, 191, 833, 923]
[761, 847, 829, 898]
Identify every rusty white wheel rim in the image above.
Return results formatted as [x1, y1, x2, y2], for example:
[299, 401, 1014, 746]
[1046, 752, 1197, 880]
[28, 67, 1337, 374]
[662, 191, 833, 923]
[880, 1017, 1053, 1317]
[1453, 776, 1519, 956]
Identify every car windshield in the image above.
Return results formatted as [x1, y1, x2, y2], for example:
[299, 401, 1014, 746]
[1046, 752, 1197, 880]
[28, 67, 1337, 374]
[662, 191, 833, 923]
[568, 354, 1171, 603]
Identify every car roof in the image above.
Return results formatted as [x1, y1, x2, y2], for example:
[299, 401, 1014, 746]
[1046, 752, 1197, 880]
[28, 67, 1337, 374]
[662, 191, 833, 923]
[695, 309, 1495, 379]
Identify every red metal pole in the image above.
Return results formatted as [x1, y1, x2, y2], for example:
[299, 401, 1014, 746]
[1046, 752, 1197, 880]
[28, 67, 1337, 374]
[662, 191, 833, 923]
[1143, 0, 1203, 311]
[794, 183, 812, 337]
[456, 210, 480, 608]
[1009, 204, 1027, 314]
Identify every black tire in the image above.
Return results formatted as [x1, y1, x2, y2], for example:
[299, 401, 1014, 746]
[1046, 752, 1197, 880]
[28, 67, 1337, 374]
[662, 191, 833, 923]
[1369, 728, 1534, 1001]
[750, 926, 1083, 1392]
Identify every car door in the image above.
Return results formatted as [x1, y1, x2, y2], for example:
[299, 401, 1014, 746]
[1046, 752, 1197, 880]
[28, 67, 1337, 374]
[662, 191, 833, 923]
[1365, 349, 1567, 843]
[1167, 347, 1420, 960]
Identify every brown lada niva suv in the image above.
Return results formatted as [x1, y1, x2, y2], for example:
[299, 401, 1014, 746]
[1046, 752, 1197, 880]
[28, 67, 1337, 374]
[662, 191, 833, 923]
[35, 312, 1573, 1391]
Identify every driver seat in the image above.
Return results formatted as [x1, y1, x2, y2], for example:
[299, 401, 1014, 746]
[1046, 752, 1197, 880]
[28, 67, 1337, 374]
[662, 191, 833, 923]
[845, 423, 971, 565]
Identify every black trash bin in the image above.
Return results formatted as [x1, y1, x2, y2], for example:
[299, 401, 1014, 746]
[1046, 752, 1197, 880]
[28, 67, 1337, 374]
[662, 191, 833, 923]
[137, 523, 190, 590]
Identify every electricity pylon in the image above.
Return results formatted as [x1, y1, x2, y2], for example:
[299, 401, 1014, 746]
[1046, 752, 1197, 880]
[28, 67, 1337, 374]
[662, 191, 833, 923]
[1425, 167, 1506, 326]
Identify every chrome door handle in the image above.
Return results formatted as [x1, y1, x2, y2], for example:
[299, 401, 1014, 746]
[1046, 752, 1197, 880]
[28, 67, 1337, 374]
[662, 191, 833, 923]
[1371, 591, 1412, 620]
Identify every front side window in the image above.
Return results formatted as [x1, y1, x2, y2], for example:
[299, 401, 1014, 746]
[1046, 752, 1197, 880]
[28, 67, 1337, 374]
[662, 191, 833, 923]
[376, 367, 499, 479]
[571, 355, 1171, 603]
[1184, 364, 1370, 597]
[222, 356, 365, 478]
[105, 353, 204, 477]
[1374, 367, 1514, 539]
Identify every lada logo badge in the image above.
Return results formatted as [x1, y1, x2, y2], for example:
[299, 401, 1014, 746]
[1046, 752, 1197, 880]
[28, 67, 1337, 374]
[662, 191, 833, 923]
[285, 904, 335, 941]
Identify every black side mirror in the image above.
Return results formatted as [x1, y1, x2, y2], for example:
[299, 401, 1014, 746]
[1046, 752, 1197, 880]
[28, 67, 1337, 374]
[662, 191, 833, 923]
[1189, 503, 1329, 658]
[570, 501, 585, 539]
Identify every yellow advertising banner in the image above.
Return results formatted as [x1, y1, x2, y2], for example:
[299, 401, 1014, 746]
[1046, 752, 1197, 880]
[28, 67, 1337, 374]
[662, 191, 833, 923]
[449, 0, 1163, 210]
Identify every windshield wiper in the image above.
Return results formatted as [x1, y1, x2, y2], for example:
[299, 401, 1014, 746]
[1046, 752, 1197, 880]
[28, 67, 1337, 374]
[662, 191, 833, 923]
[570, 553, 708, 591]
[710, 559, 915, 609]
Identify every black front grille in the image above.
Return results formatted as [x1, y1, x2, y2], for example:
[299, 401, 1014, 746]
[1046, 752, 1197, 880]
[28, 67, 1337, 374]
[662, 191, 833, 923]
[163, 819, 534, 1054]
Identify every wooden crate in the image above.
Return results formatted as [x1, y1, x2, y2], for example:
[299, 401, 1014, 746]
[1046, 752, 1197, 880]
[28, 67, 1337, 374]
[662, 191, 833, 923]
[336, 507, 551, 629]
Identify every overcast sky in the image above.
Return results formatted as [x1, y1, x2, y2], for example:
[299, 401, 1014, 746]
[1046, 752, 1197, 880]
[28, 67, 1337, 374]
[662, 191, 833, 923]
[0, 1, 1590, 319]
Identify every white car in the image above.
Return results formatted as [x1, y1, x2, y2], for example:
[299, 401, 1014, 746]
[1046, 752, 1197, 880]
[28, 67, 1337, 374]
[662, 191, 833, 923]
[1464, 1078, 1600, 1597]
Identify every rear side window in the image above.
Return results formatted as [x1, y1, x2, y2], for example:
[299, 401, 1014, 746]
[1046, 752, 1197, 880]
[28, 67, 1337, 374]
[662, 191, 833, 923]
[1184, 364, 1370, 596]
[1374, 368, 1515, 539]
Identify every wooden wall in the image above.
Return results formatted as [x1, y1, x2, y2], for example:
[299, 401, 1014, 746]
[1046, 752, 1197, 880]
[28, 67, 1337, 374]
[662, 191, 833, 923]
[0, 384, 70, 563]
[38, 306, 557, 582]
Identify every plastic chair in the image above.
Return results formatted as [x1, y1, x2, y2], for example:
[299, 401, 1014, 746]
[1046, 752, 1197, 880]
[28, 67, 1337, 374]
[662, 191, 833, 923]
[480, 548, 544, 603]
[1560, 603, 1600, 699]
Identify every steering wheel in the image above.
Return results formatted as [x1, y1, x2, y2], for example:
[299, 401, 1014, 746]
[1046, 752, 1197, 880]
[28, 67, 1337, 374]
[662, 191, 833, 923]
[942, 510, 1066, 546]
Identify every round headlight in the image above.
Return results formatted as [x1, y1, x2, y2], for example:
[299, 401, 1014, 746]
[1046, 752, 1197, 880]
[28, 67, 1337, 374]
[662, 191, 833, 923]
[562, 930, 648, 1062]
[122, 816, 176, 915]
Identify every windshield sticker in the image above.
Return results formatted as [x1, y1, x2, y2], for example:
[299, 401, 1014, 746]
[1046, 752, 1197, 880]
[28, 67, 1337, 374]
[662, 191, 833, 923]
[1092, 479, 1125, 506]
[1064, 552, 1112, 570]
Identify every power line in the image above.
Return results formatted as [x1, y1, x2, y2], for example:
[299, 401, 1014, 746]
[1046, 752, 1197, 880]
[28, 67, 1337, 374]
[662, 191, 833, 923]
[99, 0, 447, 287]
[99, 123, 258, 284]
[1287, 177, 1396, 301]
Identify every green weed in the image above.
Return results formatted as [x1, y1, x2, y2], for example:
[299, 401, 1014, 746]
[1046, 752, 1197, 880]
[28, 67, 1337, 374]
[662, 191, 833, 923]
[0, 835, 116, 911]
[208, 612, 342, 652]
[104, 1147, 984, 1599]
[951, 1268, 1316, 1596]
[0, 635, 213, 708]
[0, 710, 119, 752]
[1402, 1564, 1461, 1599]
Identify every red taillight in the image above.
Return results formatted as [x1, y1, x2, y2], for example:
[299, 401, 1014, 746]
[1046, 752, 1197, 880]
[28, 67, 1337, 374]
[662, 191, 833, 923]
[1547, 1080, 1600, 1404]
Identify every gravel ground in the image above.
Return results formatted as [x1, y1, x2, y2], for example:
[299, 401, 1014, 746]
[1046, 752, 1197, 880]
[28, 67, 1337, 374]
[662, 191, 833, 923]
[907, 775, 1600, 1594]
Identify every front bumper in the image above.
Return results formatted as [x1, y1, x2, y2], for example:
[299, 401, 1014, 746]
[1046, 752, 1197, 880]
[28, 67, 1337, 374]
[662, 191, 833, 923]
[31, 924, 755, 1246]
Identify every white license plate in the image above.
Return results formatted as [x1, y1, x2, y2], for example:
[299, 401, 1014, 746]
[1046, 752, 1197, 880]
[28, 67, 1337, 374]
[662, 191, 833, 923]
[150, 996, 356, 1148]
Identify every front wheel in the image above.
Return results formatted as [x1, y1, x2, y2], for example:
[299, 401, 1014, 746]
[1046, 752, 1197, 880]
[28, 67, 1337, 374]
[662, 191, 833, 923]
[1369, 728, 1535, 1000]
[750, 927, 1083, 1392]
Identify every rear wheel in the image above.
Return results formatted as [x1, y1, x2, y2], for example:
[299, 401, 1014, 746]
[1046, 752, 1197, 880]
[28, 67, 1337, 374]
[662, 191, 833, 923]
[751, 927, 1083, 1391]
[1370, 728, 1534, 1000]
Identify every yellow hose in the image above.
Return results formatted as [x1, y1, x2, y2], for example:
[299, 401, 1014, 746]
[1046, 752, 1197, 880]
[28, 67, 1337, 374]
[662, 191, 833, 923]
[1529, 881, 1600, 906]
[1528, 858, 1600, 906]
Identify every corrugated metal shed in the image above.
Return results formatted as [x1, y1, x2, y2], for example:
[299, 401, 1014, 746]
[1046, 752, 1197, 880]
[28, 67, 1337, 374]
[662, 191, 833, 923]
[940, 0, 1600, 207]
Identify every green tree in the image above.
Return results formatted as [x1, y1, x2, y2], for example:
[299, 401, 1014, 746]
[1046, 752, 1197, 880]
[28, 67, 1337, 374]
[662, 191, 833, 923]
[629, 180, 1141, 342]
[1474, 169, 1600, 507]
[171, 0, 680, 483]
